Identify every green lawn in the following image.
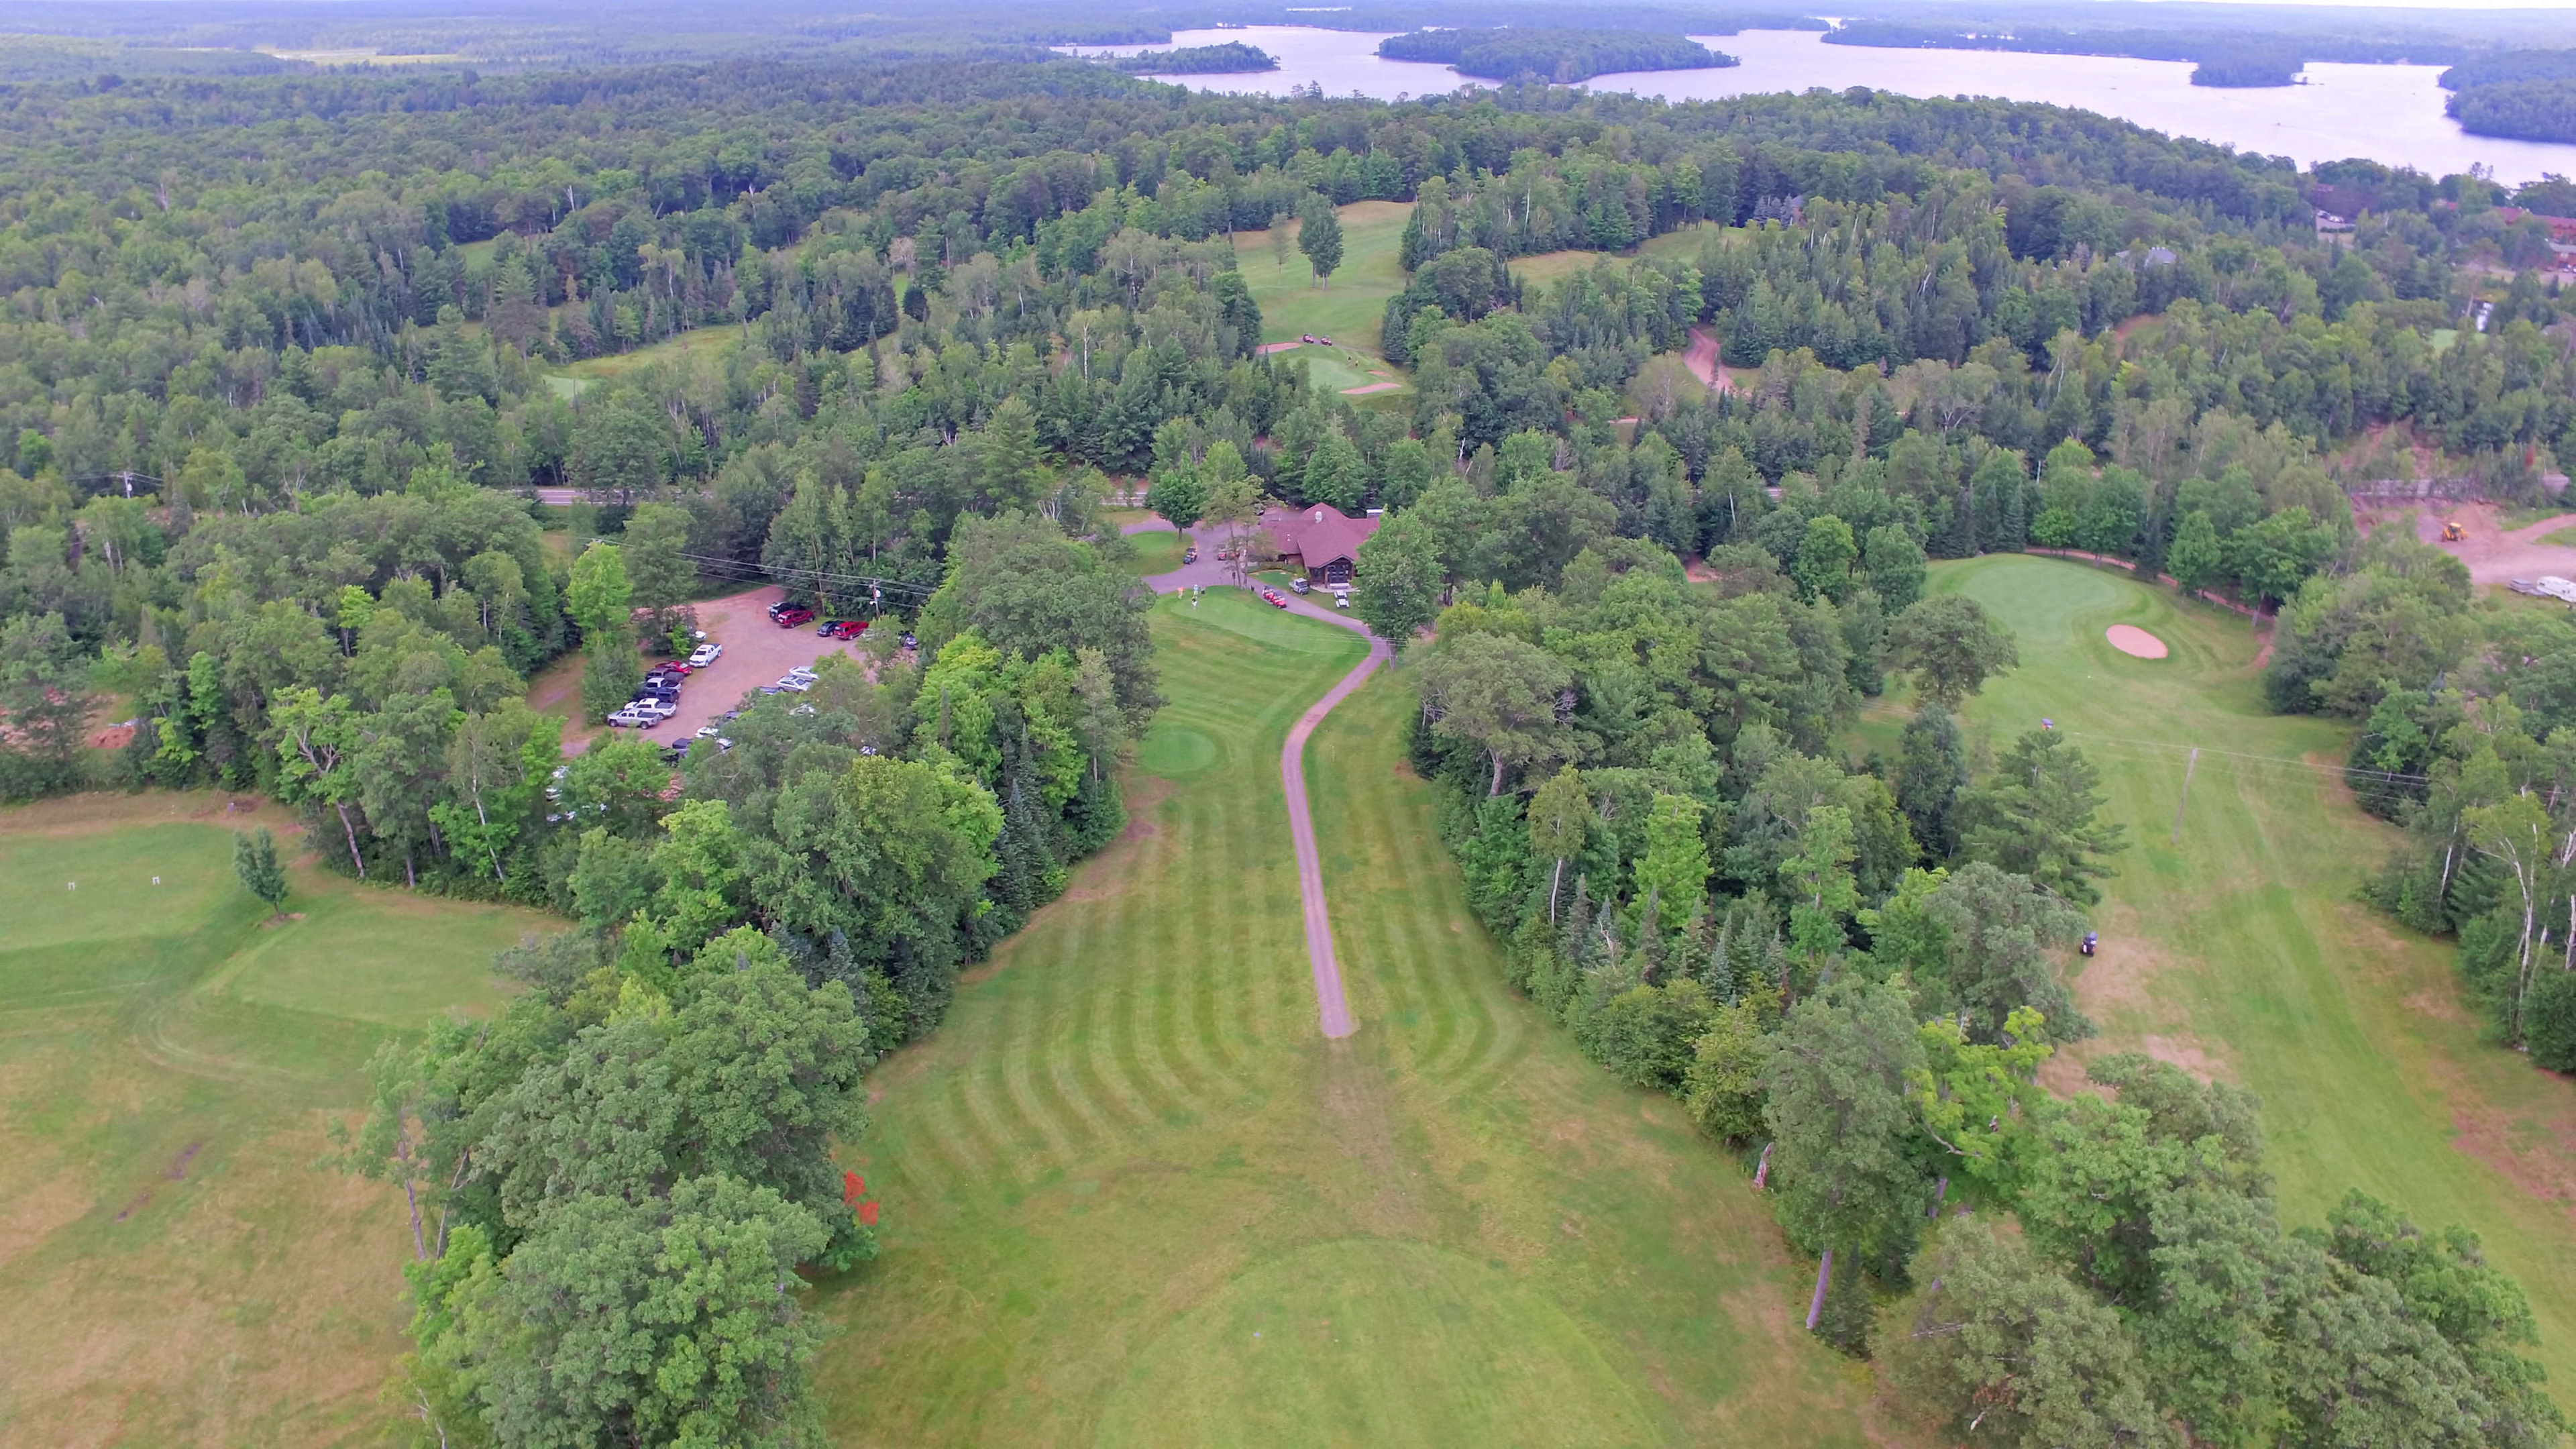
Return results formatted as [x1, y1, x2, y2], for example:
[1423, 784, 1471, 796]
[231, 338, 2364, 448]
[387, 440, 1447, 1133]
[1116, 527, 1181, 576]
[1917, 555, 2576, 1389]
[2538, 523, 2576, 548]
[0, 794, 551, 1443]
[1235, 201, 1412, 368]
[814, 588, 1874, 1445]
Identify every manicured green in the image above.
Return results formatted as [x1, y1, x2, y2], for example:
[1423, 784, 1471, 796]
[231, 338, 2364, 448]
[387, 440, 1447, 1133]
[816, 588, 1874, 1444]
[1915, 554, 2576, 1389]
[0, 798, 549, 1442]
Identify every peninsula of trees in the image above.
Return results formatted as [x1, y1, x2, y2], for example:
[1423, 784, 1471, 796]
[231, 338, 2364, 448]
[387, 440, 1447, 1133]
[1104, 40, 1278, 74]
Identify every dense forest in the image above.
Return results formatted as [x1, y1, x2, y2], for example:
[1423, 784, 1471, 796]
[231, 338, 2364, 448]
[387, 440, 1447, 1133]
[1820, 18, 2465, 78]
[1376, 28, 1734, 83]
[1, 41, 2573, 1444]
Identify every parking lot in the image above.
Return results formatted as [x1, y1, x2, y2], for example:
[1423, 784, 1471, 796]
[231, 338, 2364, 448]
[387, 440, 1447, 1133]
[595, 584, 881, 749]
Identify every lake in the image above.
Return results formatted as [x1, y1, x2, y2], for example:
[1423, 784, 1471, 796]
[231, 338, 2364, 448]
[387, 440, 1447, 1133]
[1061, 26, 2576, 184]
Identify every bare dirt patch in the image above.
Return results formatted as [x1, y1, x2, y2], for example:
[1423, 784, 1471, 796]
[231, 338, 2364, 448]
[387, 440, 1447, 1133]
[2449, 1097, 2576, 1220]
[2105, 624, 2167, 659]
[2390, 501, 2576, 588]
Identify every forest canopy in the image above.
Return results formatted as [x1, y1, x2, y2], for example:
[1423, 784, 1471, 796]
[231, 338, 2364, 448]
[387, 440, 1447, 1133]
[0, 39, 2570, 1446]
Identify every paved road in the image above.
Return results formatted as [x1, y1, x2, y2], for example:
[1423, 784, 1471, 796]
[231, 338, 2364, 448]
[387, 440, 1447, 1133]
[1266, 590, 1387, 1040]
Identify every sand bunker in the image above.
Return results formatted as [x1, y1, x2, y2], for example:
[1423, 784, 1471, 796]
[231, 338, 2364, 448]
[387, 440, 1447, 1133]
[2106, 625, 2168, 659]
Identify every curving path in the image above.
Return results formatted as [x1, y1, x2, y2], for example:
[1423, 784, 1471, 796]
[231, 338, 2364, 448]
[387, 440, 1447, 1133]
[1274, 596, 1389, 1038]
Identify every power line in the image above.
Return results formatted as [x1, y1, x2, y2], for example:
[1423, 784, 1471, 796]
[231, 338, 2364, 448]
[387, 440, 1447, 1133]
[674, 550, 938, 600]
[2059, 729, 2432, 786]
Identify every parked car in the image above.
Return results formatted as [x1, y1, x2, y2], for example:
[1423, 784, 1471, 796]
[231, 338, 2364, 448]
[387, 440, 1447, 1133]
[1335, 591, 1350, 609]
[688, 642, 722, 667]
[606, 706, 656, 728]
[766, 600, 799, 621]
[1262, 590, 1289, 608]
[696, 725, 724, 739]
[899, 633, 918, 649]
[775, 606, 815, 628]
[634, 697, 679, 719]
[820, 619, 865, 639]
[1183, 546, 1199, 564]
[1289, 577, 1310, 594]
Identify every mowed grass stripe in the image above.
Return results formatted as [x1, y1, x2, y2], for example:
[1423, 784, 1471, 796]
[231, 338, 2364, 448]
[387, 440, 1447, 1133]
[818, 592, 1876, 1446]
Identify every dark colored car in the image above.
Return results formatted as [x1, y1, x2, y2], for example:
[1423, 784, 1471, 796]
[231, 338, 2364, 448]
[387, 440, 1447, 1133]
[775, 606, 815, 628]
[1182, 546, 1198, 564]
[766, 600, 796, 621]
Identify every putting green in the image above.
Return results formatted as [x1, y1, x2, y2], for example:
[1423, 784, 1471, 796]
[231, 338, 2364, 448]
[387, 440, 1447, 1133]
[1136, 720, 1224, 780]
[1094, 1238, 1655, 1448]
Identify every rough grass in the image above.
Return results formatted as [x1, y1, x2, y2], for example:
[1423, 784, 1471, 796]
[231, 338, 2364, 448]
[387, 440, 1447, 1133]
[0, 792, 551, 1444]
[1910, 554, 2576, 1389]
[812, 588, 1876, 1446]
[544, 325, 742, 396]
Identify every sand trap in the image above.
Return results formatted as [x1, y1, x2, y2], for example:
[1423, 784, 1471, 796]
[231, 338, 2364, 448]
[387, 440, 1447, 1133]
[2106, 624, 2168, 659]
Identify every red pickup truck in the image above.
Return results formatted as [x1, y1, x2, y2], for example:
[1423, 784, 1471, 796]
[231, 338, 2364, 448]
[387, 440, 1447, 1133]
[775, 606, 815, 628]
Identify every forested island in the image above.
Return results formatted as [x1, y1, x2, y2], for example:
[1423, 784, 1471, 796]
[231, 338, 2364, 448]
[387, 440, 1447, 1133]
[1, 23, 2575, 1449]
[1102, 40, 1277, 74]
[2440, 48, 2576, 142]
[1377, 27, 1735, 82]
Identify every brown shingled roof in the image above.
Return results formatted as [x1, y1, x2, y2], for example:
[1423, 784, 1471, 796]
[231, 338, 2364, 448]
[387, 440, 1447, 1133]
[1257, 503, 1379, 570]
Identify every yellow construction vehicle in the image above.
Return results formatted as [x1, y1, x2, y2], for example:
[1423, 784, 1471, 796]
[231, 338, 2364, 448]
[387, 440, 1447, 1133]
[2443, 519, 2467, 542]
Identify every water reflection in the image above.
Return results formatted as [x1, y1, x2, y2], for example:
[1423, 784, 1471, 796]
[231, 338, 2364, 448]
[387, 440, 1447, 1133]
[1063, 25, 2576, 183]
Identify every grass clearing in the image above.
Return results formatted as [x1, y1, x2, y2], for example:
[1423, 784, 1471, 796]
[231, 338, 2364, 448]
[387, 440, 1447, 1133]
[2538, 524, 2576, 548]
[1234, 201, 1411, 359]
[813, 587, 1874, 1446]
[0, 792, 555, 1444]
[545, 325, 743, 397]
[1911, 554, 2576, 1388]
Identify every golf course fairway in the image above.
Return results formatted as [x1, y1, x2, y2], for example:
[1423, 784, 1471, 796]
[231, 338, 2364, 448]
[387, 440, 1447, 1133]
[1921, 553, 2576, 1389]
[814, 588, 1880, 1446]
